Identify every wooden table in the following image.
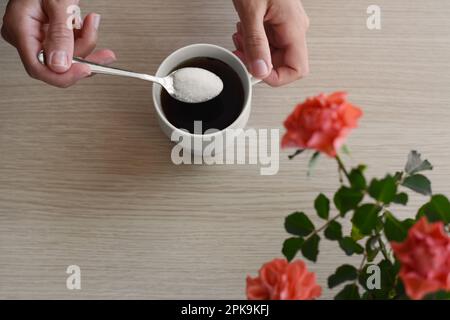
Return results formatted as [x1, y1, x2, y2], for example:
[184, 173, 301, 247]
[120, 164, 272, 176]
[1, 0, 449, 299]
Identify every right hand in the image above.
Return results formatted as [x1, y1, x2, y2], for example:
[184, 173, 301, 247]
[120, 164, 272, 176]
[1, 0, 116, 88]
[232, 0, 310, 87]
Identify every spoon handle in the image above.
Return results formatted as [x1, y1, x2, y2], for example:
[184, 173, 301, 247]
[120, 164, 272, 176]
[37, 51, 161, 84]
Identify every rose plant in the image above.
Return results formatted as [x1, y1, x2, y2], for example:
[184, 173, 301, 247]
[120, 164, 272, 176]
[247, 92, 450, 300]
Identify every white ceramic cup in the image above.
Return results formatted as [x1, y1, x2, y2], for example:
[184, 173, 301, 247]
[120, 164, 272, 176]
[152, 44, 259, 155]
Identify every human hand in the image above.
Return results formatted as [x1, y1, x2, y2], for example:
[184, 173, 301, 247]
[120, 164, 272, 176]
[1, 0, 116, 88]
[232, 0, 310, 86]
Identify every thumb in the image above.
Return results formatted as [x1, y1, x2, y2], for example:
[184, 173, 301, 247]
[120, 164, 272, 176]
[44, 1, 76, 73]
[240, 12, 272, 79]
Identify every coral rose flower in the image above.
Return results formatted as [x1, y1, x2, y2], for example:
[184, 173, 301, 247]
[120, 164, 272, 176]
[391, 217, 450, 300]
[246, 258, 321, 300]
[282, 92, 362, 157]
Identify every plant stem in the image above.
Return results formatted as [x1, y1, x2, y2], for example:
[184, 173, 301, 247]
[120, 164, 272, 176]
[354, 251, 368, 287]
[338, 165, 344, 184]
[375, 210, 391, 262]
[288, 149, 304, 160]
[335, 155, 351, 182]
[305, 213, 341, 241]
[358, 252, 367, 272]
[377, 236, 390, 261]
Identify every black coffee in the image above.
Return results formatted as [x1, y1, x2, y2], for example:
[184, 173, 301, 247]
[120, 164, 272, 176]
[161, 57, 245, 134]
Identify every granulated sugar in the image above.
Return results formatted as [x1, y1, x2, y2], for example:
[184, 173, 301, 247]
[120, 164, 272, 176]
[172, 67, 224, 103]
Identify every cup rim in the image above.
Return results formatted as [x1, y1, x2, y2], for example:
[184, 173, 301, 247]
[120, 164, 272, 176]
[152, 43, 252, 138]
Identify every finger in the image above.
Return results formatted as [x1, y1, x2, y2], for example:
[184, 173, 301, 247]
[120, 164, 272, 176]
[232, 32, 243, 52]
[233, 49, 247, 65]
[264, 66, 300, 87]
[238, 9, 272, 78]
[43, 0, 78, 73]
[82, 49, 116, 78]
[1, 24, 12, 43]
[74, 12, 101, 58]
[264, 38, 309, 87]
[236, 21, 243, 35]
[85, 49, 117, 65]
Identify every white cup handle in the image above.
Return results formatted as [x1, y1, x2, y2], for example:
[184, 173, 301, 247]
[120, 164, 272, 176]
[251, 77, 262, 86]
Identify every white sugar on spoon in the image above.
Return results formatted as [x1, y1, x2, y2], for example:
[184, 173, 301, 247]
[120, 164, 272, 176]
[171, 67, 224, 104]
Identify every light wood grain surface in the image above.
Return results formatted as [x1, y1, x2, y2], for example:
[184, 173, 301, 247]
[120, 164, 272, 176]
[1, 0, 450, 299]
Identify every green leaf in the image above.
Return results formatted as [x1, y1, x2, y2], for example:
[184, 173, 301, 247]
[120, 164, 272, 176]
[307, 151, 320, 176]
[282, 237, 304, 262]
[328, 264, 358, 288]
[351, 204, 382, 235]
[335, 284, 360, 300]
[324, 220, 343, 241]
[405, 150, 433, 175]
[314, 193, 330, 220]
[368, 175, 397, 204]
[424, 290, 450, 300]
[375, 216, 384, 233]
[394, 278, 407, 300]
[393, 192, 408, 205]
[417, 194, 450, 224]
[339, 237, 364, 256]
[284, 212, 315, 237]
[301, 234, 320, 262]
[402, 174, 432, 196]
[378, 259, 396, 289]
[350, 225, 364, 241]
[334, 187, 364, 216]
[365, 236, 380, 262]
[358, 164, 368, 172]
[393, 258, 401, 274]
[403, 218, 416, 230]
[384, 212, 408, 242]
[394, 171, 403, 182]
[349, 168, 367, 191]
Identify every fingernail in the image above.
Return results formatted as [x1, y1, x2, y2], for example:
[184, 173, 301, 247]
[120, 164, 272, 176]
[104, 56, 116, 64]
[251, 59, 269, 78]
[93, 14, 101, 30]
[49, 50, 69, 68]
